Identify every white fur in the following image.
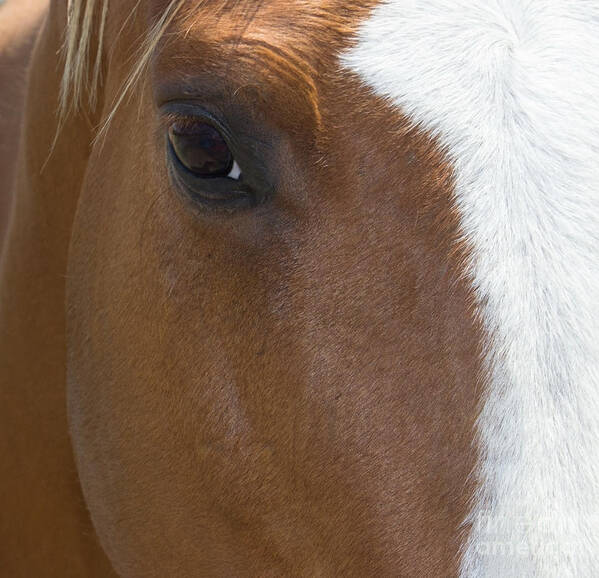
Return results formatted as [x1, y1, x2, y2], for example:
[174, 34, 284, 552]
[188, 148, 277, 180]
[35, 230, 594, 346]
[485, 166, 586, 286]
[343, 2, 599, 576]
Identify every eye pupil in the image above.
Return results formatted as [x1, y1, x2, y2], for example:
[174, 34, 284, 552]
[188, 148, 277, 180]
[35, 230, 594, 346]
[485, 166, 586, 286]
[168, 121, 234, 178]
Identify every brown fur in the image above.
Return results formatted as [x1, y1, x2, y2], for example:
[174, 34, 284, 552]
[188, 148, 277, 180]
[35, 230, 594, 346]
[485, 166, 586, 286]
[0, 0, 47, 247]
[1, 1, 483, 576]
[0, 1, 116, 575]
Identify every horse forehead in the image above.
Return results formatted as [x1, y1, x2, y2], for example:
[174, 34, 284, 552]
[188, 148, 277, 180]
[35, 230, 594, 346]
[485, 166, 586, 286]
[151, 0, 380, 58]
[147, 0, 388, 135]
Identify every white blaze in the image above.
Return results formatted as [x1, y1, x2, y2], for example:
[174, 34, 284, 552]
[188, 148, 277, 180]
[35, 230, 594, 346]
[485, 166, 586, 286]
[343, 2, 599, 576]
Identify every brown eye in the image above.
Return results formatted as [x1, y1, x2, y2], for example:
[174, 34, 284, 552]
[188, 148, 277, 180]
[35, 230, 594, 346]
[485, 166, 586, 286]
[168, 121, 240, 179]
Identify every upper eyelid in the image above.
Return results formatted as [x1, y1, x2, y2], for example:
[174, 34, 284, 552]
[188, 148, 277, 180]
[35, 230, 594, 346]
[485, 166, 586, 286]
[157, 100, 274, 150]
[159, 104, 233, 138]
[164, 114, 225, 137]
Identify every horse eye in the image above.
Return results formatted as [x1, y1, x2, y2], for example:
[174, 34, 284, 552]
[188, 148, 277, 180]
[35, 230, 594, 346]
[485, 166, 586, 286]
[168, 121, 241, 180]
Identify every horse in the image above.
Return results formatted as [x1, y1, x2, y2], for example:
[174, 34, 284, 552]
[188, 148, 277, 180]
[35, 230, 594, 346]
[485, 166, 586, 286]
[1, 0, 598, 576]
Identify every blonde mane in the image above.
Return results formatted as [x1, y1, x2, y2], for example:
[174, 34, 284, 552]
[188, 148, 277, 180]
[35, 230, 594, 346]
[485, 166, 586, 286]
[60, 0, 108, 117]
[60, 0, 184, 132]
